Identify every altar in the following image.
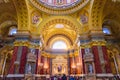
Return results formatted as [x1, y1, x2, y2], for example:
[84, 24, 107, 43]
[52, 55, 68, 75]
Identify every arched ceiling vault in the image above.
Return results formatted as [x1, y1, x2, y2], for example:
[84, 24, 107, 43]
[13, 0, 29, 30]
[0, 20, 17, 36]
[44, 30, 75, 46]
[37, 16, 82, 35]
[102, 0, 120, 39]
[47, 34, 73, 48]
[90, 0, 120, 40]
[0, 0, 17, 36]
[36, 16, 79, 45]
[90, 0, 107, 30]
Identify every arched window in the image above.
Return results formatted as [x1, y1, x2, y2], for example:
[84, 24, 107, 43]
[52, 40, 67, 49]
[9, 27, 17, 35]
[102, 27, 111, 34]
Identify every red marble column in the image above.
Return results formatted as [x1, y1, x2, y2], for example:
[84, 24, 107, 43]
[40, 56, 44, 74]
[8, 46, 18, 74]
[47, 57, 50, 74]
[81, 49, 85, 74]
[75, 56, 80, 74]
[92, 46, 102, 73]
[102, 46, 112, 73]
[70, 57, 72, 74]
[19, 46, 28, 74]
[35, 49, 39, 74]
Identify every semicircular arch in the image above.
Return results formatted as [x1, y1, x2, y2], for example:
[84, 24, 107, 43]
[0, 20, 17, 35]
[37, 16, 82, 34]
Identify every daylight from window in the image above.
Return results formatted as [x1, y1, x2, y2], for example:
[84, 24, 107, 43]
[52, 40, 67, 49]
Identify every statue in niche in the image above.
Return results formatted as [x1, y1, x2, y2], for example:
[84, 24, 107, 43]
[30, 48, 35, 55]
[85, 48, 90, 55]
[32, 14, 40, 24]
[88, 64, 93, 74]
[27, 63, 32, 74]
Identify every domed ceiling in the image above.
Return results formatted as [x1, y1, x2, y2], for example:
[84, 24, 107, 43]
[38, 0, 80, 9]
[29, 0, 89, 14]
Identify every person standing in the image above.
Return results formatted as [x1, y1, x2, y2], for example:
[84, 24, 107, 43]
[62, 74, 67, 80]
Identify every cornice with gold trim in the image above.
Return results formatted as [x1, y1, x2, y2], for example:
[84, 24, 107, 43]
[80, 41, 106, 48]
[14, 41, 40, 49]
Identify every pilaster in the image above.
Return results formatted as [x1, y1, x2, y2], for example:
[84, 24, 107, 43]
[8, 30, 30, 74]
[79, 33, 96, 80]
[79, 34, 90, 75]
[90, 29, 113, 79]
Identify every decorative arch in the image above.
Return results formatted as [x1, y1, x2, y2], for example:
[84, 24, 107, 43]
[0, 20, 17, 36]
[44, 29, 76, 45]
[13, 0, 29, 30]
[47, 34, 73, 46]
[90, 0, 107, 30]
[0, 12, 17, 24]
[29, 0, 90, 14]
[37, 16, 82, 34]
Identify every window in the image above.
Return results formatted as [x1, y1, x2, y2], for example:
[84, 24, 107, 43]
[9, 27, 17, 35]
[52, 40, 67, 49]
[55, 24, 64, 28]
[102, 27, 111, 34]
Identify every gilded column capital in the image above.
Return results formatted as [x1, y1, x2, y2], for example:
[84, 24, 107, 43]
[14, 41, 40, 49]
[90, 41, 106, 46]
[80, 40, 106, 48]
[14, 41, 30, 46]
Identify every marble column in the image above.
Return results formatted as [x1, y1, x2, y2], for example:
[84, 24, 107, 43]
[35, 49, 39, 74]
[92, 46, 102, 73]
[8, 31, 30, 74]
[8, 46, 19, 74]
[19, 46, 28, 74]
[81, 48, 85, 74]
[102, 46, 112, 73]
[40, 56, 44, 74]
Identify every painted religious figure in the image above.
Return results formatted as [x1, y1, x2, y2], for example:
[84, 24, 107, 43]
[32, 14, 40, 24]
[58, 65, 62, 72]
[88, 64, 93, 74]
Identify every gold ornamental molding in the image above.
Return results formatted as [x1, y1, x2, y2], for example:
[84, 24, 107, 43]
[90, 0, 107, 29]
[29, 0, 90, 15]
[80, 41, 106, 48]
[14, 41, 40, 49]
[37, 16, 82, 34]
[90, 41, 106, 46]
